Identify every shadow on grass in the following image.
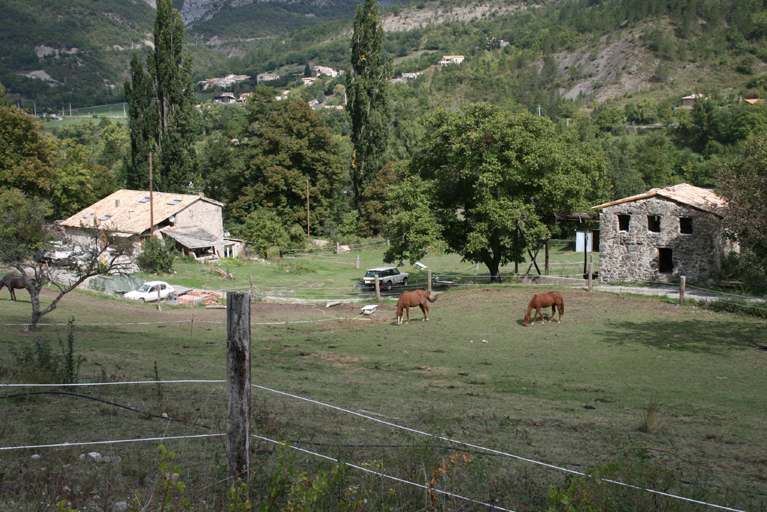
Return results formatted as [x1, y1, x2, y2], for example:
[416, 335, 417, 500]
[593, 318, 761, 354]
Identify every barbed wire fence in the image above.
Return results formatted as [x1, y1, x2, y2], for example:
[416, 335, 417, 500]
[0, 378, 757, 512]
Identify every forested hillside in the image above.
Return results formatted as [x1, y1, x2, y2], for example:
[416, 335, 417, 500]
[3, 0, 767, 280]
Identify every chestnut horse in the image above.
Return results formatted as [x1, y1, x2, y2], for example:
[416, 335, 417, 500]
[0, 274, 27, 301]
[524, 291, 564, 325]
[396, 290, 438, 325]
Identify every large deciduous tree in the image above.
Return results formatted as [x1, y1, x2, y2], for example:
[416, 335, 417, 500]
[348, 0, 391, 210]
[124, 0, 198, 193]
[0, 101, 57, 198]
[225, 89, 345, 237]
[717, 134, 767, 275]
[385, 104, 608, 278]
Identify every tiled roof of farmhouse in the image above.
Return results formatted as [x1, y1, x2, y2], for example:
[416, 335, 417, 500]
[61, 189, 223, 234]
[592, 183, 726, 214]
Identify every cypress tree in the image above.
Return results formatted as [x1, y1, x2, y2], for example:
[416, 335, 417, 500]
[348, 0, 391, 211]
[124, 0, 198, 193]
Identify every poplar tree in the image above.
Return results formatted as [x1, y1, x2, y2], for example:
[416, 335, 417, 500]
[348, 0, 391, 210]
[124, 0, 198, 193]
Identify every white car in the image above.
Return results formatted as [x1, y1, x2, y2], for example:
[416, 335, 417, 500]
[361, 266, 409, 291]
[123, 281, 176, 302]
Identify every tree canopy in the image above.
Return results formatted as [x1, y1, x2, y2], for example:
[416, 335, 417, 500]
[348, 0, 391, 210]
[124, 0, 198, 193]
[717, 134, 767, 276]
[386, 104, 608, 277]
[221, 89, 345, 239]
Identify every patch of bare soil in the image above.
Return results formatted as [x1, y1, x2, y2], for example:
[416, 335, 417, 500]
[556, 27, 661, 102]
[28, 287, 398, 327]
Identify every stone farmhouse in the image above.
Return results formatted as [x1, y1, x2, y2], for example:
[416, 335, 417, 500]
[592, 183, 728, 285]
[60, 189, 232, 260]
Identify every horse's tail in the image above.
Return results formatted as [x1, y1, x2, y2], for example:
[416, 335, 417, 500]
[427, 293, 438, 302]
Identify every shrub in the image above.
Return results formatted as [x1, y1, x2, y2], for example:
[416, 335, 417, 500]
[11, 318, 84, 384]
[137, 236, 176, 273]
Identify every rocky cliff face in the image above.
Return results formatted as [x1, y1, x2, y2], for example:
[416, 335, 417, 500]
[178, 0, 254, 25]
[176, 0, 346, 26]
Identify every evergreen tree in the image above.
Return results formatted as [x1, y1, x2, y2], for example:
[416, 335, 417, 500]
[348, 0, 392, 211]
[124, 0, 198, 193]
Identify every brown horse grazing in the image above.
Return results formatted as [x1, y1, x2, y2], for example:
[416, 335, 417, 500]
[396, 290, 438, 325]
[0, 274, 27, 302]
[524, 291, 564, 325]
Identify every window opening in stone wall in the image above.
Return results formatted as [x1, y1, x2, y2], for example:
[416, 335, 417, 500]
[680, 217, 693, 234]
[659, 248, 673, 273]
[648, 215, 661, 233]
[618, 215, 630, 231]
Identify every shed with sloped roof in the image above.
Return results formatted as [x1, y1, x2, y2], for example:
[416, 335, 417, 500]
[592, 184, 729, 284]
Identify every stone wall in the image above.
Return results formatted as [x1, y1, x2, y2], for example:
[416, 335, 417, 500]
[598, 197, 725, 285]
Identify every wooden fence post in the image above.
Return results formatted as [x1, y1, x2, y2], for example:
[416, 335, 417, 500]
[544, 240, 550, 276]
[356, 254, 360, 270]
[427, 270, 432, 294]
[375, 275, 381, 301]
[680, 276, 686, 305]
[227, 292, 251, 483]
[588, 255, 593, 292]
[250, 274, 254, 300]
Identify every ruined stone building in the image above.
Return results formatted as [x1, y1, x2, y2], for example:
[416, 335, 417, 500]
[593, 184, 728, 284]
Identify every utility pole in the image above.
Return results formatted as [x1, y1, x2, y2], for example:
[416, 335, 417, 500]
[306, 179, 310, 237]
[537, 104, 542, 116]
[149, 152, 154, 236]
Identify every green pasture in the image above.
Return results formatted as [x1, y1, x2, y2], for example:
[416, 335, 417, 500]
[137, 240, 596, 301]
[0, 253, 764, 511]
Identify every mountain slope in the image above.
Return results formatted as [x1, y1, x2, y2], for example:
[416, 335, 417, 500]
[0, 0, 157, 106]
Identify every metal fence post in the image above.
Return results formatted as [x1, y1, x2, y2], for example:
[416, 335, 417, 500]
[227, 292, 251, 483]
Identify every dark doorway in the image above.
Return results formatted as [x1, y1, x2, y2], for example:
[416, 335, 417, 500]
[659, 248, 673, 273]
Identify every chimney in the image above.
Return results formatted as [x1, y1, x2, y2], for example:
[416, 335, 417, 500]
[115, 199, 120, 207]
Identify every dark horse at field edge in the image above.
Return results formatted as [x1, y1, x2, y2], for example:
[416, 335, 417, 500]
[0, 274, 27, 301]
[524, 291, 564, 325]
[396, 290, 438, 325]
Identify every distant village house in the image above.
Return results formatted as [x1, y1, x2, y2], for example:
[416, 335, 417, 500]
[680, 93, 707, 109]
[439, 55, 465, 66]
[257, 73, 280, 83]
[213, 92, 237, 104]
[198, 74, 250, 91]
[313, 65, 343, 78]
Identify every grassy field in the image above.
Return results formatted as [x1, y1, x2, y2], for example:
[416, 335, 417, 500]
[1, 247, 764, 512]
[139, 240, 595, 302]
